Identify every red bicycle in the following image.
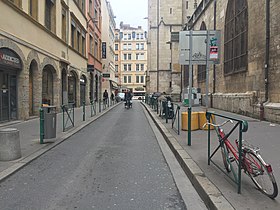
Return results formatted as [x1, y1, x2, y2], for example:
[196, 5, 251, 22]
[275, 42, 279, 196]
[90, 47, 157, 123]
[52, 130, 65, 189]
[204, 119, 278, 199]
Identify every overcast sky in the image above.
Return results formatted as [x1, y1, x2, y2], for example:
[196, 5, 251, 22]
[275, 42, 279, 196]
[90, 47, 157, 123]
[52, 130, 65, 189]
[108, 0, 148, 31]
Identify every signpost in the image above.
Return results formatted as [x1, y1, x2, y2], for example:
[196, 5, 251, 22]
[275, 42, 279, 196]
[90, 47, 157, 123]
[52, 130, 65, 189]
[179, 30, 221, 146]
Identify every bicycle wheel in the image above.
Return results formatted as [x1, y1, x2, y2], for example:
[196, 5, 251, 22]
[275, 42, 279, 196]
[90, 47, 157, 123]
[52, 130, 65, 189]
[221, 144, 231, 172]
[245, 151, 278, 199]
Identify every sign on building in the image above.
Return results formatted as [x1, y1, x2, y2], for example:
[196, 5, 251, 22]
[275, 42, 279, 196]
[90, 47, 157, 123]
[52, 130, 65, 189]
[102, 42, 106, 59]
[179, 30, 221, 65]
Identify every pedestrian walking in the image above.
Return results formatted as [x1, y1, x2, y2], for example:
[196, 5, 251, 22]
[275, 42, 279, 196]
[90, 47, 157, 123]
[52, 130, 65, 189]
[103, 90, 108, 108]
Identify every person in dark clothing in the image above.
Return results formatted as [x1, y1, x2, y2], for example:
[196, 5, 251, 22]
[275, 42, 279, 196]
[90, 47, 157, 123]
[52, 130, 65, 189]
[103, 90, 108, 107]
[124, 90, 132, 108]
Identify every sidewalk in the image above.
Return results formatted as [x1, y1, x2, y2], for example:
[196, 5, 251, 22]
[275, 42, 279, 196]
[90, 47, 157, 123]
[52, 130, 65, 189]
[143, 102, 280, 210]
[0, 102, 120, 182]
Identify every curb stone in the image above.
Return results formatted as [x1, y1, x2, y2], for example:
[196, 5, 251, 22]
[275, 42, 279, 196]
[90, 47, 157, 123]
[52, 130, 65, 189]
[142, 102, 234, 210]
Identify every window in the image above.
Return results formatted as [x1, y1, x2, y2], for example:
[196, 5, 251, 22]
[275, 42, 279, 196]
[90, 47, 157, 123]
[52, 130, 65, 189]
[140, 33, 144, 39]
[124, 64, 128, 71]
[128, 34, 131, 40]
[123, 44, 127, 50]
[224, 0, 248, 75]
[115, 44, 118, 50]
[141, 64, 144, 71]
[136, 76, 140, 83]
[71, 23, 75, 48]
[136, 64, 140, 71]
[136, 43, 140, 50]
[136, 53, 144, 60]
[128, 64, 131, 71]
[29, 0, 38, 20]
[124, 34, 127, 40]
[90, 35, 93, 54]
[128, 54, 131, 60]
[123, 76, 131, 83]
[61, 7, 67, 42]
[136, 33, 139, 40]
[115, 54, 118, 61]
[140, 43, 144, 50]
[82, 34, 85, 55]
[94, 39, 98, 58]
[124, 54, 127, 60]
[45, 0, 56, 33]
[115, 65, 118, 72]
[141, 76, 144, 83]
[77, 30, 81, 52]
[127, 44, 132, 50]
[170, 8, 172, 14]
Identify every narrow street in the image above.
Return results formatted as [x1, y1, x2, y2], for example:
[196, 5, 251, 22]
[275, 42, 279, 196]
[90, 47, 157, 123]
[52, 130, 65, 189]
[0, 101, 206, 209]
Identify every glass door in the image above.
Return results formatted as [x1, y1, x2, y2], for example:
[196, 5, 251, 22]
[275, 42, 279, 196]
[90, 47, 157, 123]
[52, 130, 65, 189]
[0, 72, 9, 122]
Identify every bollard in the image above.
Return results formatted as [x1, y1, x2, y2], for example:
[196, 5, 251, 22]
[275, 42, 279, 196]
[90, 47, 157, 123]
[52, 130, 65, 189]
[40, 108, 44, 144]
[0, 128, 21, 161]
[188, 107, 192, 146]
[83, 101, 85, 121]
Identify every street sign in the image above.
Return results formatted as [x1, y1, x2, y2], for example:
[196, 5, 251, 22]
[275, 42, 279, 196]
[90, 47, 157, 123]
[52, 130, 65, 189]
[179, 30, 221, 65]
[102, 73, 110, 78]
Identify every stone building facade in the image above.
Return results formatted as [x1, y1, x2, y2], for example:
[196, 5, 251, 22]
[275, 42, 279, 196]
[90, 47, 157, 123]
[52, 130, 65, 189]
[0, 0, 96, 122]
[147, 0, 202, 100]
[187, 0, 280, 122]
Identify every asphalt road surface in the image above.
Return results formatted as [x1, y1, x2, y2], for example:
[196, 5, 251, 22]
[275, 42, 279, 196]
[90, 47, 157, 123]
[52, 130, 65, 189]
[0, 101, 206, 210]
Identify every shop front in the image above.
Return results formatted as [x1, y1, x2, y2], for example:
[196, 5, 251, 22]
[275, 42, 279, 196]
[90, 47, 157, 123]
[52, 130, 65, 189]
[0, 48, 22, 123]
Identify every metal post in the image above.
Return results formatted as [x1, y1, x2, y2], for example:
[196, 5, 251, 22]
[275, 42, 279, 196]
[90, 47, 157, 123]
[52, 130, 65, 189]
[205, 30, 210, 109]
[207, 114, 211, 165]
[188, 30, 193, 146]
[39, 108, 44, 144]
[238, 123, 243, 194]
[178, 106, 180, 135]
[62, 105, 65, 132]
[187, 107, 191, 145]
[83, 101, 85, 121]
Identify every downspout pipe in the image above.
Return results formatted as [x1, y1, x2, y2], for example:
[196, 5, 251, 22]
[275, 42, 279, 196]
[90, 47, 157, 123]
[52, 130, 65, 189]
[260, 0, 270, 120]
[264, 0, 270, 102]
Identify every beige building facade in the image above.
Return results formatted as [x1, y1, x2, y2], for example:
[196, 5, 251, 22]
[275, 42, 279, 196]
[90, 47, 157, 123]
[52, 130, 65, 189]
[101, 0, 117, 99]
[0, 0, 90, 122]
[116, 23, 147, 96]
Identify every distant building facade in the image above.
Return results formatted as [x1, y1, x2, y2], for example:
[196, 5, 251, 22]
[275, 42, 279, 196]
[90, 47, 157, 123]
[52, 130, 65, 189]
[101, 0, 118, 98]
[87, 0, 102, 104]
[0, 0, 92, 122]
[115, 23, 147, 95]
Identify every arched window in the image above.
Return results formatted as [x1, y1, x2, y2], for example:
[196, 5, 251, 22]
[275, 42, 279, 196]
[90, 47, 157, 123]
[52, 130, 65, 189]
[224, 0, 248, 75]
[198, 21, 207, 82]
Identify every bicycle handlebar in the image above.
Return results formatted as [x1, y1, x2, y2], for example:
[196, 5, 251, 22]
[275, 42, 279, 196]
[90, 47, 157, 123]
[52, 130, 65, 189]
[203, 119, 234, 128]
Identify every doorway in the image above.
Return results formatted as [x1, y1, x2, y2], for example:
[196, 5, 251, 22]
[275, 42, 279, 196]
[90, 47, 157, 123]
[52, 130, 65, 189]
[0, 72, 17, 122]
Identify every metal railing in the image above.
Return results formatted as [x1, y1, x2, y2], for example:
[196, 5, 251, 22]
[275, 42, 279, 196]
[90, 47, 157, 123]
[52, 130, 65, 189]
[61, 103, 75, 132]
[172, 104, 180, 135]
[206, 111, 248, 194]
